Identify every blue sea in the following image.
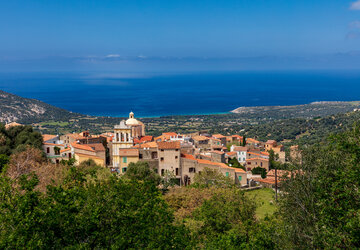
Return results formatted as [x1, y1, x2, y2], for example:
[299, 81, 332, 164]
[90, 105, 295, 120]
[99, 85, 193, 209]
[1, 70, 360, 117]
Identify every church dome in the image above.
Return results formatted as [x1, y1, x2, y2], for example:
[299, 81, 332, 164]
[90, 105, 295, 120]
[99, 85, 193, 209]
[126, 111, 140, 126]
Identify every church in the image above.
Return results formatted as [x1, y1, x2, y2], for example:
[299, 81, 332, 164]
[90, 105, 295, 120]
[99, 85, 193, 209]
[112, 112, 145, 168]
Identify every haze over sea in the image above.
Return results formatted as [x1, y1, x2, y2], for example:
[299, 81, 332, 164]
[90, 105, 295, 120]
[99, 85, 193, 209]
[1, 70, 360, 118]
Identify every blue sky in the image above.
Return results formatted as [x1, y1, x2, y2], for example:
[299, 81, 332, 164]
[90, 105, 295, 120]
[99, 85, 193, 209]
[1, 0, 360, 70]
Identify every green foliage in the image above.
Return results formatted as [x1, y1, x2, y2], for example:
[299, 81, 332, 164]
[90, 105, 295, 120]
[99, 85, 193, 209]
[193, 167, 233, 188]
[0, 124, 43, 156]
[0, 167, 190, 249]
[124, 161, 161, 185]
[161, 170, 177, 191]
[279, 124, 360, 249]
[60, 157, 76, 167]
[0, 154, 9, 173]
[228, 157, 245, 170]
[251, 167, 267, 178]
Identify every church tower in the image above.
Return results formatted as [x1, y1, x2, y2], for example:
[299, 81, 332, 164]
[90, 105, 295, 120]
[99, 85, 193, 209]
[112, 120, 133, 168]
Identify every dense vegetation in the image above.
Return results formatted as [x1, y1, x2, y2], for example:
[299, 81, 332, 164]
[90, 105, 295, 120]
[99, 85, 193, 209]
[0, 120, 360, 248]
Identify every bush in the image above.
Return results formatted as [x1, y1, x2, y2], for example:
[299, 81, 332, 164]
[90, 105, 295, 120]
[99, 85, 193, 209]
[251, 167, 267, 178]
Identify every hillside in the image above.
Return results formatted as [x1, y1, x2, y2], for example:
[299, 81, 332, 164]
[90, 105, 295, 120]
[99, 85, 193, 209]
[231, 101, 360, 119]
[1, 90, 360, 146]
[0, 90, 84, 124]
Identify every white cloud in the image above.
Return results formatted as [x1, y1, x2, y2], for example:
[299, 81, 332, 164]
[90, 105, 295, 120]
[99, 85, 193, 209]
[350, 0, 360, 10]
[105, 54, 121, 58]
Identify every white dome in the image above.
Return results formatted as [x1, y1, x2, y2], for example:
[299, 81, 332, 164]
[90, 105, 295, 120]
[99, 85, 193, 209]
[126, 111, 140, 126]
[126, 118, 140, 126]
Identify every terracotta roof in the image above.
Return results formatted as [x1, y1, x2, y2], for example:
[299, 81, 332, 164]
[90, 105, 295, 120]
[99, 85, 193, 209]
[192, 135, 209, 141]
[157, 141, 180, 149]
[210, 151, 225, 155]
[248, 152, 267, 157]
[212, 134, 225, 138]
[197, 158, 221, 166]
[42, 134, 57, 142]
[261, 151, 270, 156]
[155, 134, 171, 142]
[266, 140, 277, 144]
[163, 132, 178, 136]
[226, 151, 237, 156]
[181, 153, 196, 160]
[232, 146, 247, 152]
[139, 141, 158, 148]
[60, 148, 71, 153]
[44, 143, 64, 147]
[247, 157, 269, 162]
[87, 143, 105, 152]
[247, 138, 260, 143]
[134, 135, 153, 144]
[197, 159, 246, 173]
[119, 148, 139, 157]
[232, 135, 243, 139]
[71, 142, 95, 152]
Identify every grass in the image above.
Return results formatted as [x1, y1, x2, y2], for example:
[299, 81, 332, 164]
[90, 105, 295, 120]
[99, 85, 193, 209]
[40, 121, 70, 127]
[245, 188, 277, 219]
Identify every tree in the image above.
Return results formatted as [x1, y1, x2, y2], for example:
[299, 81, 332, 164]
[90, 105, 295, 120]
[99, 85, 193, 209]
[0, 155, 9, 173]
[228, 157, 246, 171]
[161, 170, 177, 191]
[193, 168, 233, 188]
[0, 166, 191, 249]
[124, 161, 161, 185]
[251, 167, 267, 178]
[53, 146, 60, 155]
[279, 124, 360, 249]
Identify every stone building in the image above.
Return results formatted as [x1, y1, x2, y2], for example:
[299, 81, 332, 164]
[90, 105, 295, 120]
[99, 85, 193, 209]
[118, 148, 140, 174]
[157, 141, 181, 182]
[112, 112, 146, 169]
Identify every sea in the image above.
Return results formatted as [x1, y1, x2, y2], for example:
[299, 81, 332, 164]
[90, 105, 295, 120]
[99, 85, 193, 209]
[1, 70, 360, 118]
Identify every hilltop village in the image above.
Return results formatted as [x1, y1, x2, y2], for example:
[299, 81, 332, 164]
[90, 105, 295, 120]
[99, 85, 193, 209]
[42, 112, 300, 187]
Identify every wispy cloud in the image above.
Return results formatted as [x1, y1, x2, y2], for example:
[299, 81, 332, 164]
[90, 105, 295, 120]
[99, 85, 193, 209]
[350, 20, 360, 28]
[346, 31, 360, 40]
[350, 0, 360, 10]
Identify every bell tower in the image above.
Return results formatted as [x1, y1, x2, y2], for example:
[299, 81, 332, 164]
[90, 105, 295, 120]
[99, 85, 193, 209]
[112, 120, 133, 168]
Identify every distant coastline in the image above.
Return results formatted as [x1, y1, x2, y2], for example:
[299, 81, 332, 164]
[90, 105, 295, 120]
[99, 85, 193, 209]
[1, 70, 360, 117]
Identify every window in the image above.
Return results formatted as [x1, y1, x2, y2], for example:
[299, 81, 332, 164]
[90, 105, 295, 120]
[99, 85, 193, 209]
[226, 172, 229, 177]
[175, 156, 178, 159]
[139, 154, 143, 159]
[189, 167, 196, 173]
[175, 149, 179, 151]
[123, 157, 127, 163]
[247, 168, 251, 171]
[161, 157, 164, 161]
[176, 168, 179, 175]
[122, 167, 127, 173]
[161, 149, 164, 152]
[161, 169, 165, 176]
[238, 176, 242, 181]
[47, 147, 50, 154]
[261, 162, 263, 167]
[152, 152, 158, 159]
[69, 153, 72, 159]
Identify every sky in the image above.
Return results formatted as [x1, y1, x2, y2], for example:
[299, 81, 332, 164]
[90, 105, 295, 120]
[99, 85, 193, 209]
[1, 0, 360, 71]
